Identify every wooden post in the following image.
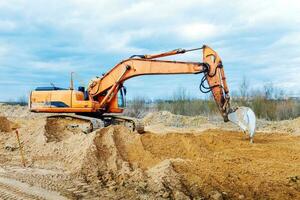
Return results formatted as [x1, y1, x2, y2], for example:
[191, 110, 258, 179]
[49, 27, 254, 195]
[15, 129, 26, 167]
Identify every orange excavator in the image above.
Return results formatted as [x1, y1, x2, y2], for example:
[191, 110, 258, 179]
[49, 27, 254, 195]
[29, 45, 256, 142]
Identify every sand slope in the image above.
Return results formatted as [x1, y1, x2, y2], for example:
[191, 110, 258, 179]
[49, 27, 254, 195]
[0, 106, 300, 199]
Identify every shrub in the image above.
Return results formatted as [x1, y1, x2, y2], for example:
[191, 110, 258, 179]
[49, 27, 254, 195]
[124, 96, 150, 118]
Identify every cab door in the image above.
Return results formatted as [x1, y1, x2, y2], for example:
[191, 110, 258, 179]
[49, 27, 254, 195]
[117, 86, 126, 108]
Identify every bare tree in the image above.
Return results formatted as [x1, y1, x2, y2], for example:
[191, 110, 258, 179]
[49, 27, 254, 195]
[17, 95, 28, 106]
[125, 96, 149, 118]
[239, 76, 250, 101]
[263, 82, 275, 99]
[172, 87, 189, 101]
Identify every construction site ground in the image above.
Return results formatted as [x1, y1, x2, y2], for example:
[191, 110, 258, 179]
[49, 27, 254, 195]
[0, 104, 299, 200]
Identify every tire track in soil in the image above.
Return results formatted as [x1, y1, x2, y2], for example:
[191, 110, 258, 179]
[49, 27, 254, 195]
[0, 180, 44, 200]
[0, 171, 69, 200]
[0, 166, 103, 200]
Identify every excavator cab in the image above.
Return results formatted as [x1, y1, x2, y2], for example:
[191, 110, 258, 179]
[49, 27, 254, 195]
[78, 86, 89, 100]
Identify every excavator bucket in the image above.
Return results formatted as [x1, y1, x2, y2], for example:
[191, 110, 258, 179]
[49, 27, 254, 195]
[228, 107, 256, 143]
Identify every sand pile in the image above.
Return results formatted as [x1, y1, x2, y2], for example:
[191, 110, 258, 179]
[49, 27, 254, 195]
[0, 115, 197, 198]
[0, 117, 94, 171]
[0, 116, 18, 132]
[126, 130, 300, 199]
[143, 111, 208, 127]
[0, 104, 30, 118]
[0, 116, 13, 132]
[44, 117, 92, 142]
[144, 111, 300, 135]
[0, 104, 47, 118]
[258, 117, 300, 134]
[3, 118, 199, 198]
[77, 126, 194, 199]
[74, 126, 300, 199]
[1, 109, 300, 199]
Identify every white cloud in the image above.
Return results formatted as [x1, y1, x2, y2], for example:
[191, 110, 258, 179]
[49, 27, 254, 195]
[0, 20, 17, 31]
[270, 32, 300, 48]
[177, 23, 218, 41]
[0, 45, 9, 58]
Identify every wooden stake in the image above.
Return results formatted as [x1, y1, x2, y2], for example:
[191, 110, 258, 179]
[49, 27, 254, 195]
[15, 129, 26, 167]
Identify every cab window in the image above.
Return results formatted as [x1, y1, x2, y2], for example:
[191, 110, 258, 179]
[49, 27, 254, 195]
[117, 88, 126, 108]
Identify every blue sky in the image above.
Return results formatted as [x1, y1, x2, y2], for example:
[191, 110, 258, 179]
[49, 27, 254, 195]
[0, 0, 299, 101]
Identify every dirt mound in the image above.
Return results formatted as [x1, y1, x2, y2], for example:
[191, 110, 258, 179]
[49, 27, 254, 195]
[77, 126, 196, 199]
[144, 111, 300, 135]
[125, 130, 300, 199]
[44, 117, 92, 142]
[76, 126, 300, 199]
[15, 122, 195, 198]
[0, 117, 95, 171]
[0, 104, 30, 118]
[258, 117, 300, 134]
[1, 109, 300, 199]
[0, 104, 47, 118]
[144, 111, 208, 127]
[0, 116, 12, 132]
[0, 116, 15, 132]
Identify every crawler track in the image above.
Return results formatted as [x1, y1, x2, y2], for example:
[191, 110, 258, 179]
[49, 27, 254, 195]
[46, 114, 145, 134]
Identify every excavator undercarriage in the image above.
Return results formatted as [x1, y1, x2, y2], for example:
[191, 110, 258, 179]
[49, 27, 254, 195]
[45, 114, 145, 134]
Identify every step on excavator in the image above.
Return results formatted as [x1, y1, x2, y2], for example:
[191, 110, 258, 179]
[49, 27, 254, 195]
[29, 45, 256, 142]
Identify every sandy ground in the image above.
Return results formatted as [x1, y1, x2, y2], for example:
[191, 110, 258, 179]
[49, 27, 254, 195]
[0, 104, 299, 199]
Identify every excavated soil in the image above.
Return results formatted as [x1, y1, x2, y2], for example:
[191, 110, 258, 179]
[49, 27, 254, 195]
[44, 117, 92, 142]
[0, 105, 299, 199]
[0, 116, 13, 132]
[128, 130, 300, 199]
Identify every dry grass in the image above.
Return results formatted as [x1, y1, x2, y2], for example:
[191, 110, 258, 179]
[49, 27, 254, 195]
[125, 82, 300, 120]
[155, 80, 300, 120]
[124, 96, 152, 118]
[233, 98, 299, 120]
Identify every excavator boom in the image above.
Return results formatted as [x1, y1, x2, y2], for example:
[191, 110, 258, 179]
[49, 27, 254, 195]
[86, 45, 232, 121]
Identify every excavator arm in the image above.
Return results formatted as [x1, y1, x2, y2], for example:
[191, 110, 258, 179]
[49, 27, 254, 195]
[88, 45, 231, 121]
